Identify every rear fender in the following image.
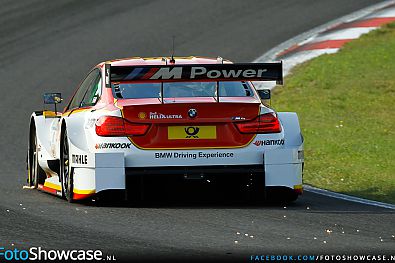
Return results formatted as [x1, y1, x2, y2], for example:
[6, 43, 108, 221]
[277, 112, 303, 146]
[29, 112, 61, 174]
[62, 110, 126, 196]
[262, 112, 304, 191]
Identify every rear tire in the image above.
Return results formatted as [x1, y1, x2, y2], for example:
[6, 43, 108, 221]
[266, 187, 299, 204]
[248, 174, 267, 204]
[29, 129, 45, 188]
[61, 129, 74, 202]
[125, 175, 144, 206]
[286, 194, 298, 203]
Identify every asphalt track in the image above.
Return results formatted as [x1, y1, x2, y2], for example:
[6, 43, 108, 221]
[0, 0, 394, 262]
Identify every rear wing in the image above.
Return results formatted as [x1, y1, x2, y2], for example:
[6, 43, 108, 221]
[105, 62, 283, 88]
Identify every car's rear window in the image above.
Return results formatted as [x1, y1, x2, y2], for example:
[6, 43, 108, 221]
[112, 81, 253, 99]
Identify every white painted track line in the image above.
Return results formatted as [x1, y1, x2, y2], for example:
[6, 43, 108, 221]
[313, 27, 375, 42]
[366, 7, 395, 18]
[304, 185, 395, 210]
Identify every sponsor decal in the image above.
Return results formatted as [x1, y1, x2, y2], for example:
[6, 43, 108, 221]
[155, 152, 234, 159]
[72, 154, 87, 164]
[253, 139, 285, 146]
[113, 64, 281, 82]
[149, 112, 182, 119]
[188, 108, 197, 118]
[146, 67, 267, 80]
[185, 127, 199, 138]
[85, 118, 97, 129]
[95, 143, 132, 149]
[138, 112, 147, 119]
[168, 126, 216, 140]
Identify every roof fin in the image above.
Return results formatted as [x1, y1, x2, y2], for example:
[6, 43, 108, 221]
[170, 35, 176, 64]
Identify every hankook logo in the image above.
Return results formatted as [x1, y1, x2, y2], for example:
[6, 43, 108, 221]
[253, 139, 284, 146]
[95, 143, 132, 149]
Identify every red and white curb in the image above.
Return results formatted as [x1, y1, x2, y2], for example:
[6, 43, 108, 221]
[253, 0, 395, 90]
[253, 1, 395, 209]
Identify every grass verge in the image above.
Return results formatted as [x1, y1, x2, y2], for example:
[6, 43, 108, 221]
[273, 23, 395, 204]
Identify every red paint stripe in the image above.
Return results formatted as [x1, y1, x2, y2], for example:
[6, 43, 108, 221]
[278, 39, 352, 57]
[39, 183, 93, 200]
[300, 39, 353, 50]
[73, 193, 94, 200]
[38, 184, 57, 195]
[277, 44, 301, 57]
[327, 17, 395, 32]
[350, 17, 395, 27]
[141, 67, 159, 79]
[279, 17, 395, 58]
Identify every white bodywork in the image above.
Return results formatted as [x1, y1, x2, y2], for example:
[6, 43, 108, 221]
[29, 108, 304, 197]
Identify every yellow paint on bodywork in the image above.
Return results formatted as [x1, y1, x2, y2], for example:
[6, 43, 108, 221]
[73, 189, 95, 195]
[168, 126, 217, 140]
[294, 184, 303, 190]
[44, 181, 62, 191]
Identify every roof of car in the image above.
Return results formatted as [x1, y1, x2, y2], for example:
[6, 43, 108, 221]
[105, 56, 232, 66]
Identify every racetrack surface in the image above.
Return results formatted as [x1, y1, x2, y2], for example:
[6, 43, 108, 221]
[0, 0, 393, 261]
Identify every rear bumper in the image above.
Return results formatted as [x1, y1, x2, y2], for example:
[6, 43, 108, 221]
[69, 147, 303, 199]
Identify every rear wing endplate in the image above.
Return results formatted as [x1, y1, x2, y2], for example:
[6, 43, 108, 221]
[105, 62, 283, 88]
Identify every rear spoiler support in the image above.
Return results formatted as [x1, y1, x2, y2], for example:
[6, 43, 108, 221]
[105, 64, 111, 88]
[216, 81, 220, 103]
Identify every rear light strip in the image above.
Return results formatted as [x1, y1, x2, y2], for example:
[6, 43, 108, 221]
[235, 113, 281, 134]
[95, 116, 150, 136]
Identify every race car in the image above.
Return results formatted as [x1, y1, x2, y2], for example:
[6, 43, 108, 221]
[27, 56, 304, 203]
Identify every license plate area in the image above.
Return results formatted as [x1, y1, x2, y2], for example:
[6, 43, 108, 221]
[168, 126, 217, 140]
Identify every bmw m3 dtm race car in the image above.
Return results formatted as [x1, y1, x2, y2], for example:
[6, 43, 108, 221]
[27, 56, 304, 203]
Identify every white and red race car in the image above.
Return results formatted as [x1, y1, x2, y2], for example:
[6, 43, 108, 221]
[27, 56, 304, 203]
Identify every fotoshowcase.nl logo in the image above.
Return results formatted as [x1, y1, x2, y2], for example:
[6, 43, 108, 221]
[0, 246, 116, 261]
[249, 254, 395, 261]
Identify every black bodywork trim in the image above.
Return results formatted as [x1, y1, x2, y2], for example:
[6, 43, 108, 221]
[125, 165, 264, 176]
[47, 160, 60, 176]
[124, 164, 266, 201]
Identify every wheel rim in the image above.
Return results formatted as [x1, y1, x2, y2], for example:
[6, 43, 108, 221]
[62, 133, 69, 196]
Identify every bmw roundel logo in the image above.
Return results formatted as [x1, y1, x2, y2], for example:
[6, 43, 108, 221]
[188, 108, 197, 118]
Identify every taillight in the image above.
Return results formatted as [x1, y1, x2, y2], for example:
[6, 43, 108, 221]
[95, 116, 150, 136]
[235, 113, 281, 134]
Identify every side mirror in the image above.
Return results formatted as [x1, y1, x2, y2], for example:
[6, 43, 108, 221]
[43, 93, 62, 117]
[257, 89, 271, 107]
[257, 89, 271, 100]
[43, 93, 62, 104]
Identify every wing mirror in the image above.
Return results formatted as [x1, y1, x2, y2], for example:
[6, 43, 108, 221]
[257, 89, 270, 100]
[44, 93, 62, 104]
[43, 93, 62, 117]
[257, 89, 271, 106]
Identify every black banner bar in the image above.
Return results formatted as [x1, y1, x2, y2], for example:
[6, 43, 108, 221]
[107, 62, 283, 84]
